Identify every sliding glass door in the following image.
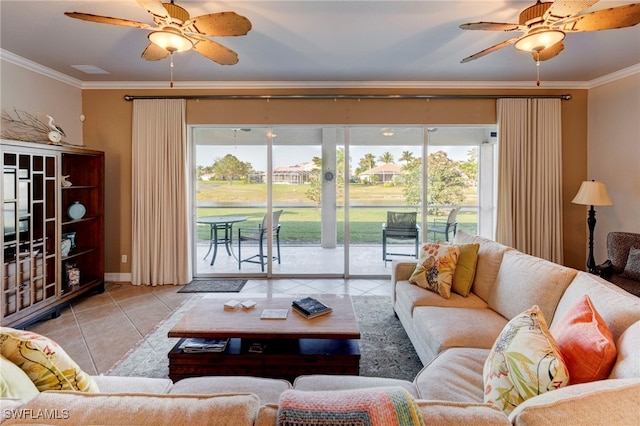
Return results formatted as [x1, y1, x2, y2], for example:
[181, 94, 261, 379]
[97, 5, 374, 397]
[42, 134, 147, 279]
[191, 125, 495, 278]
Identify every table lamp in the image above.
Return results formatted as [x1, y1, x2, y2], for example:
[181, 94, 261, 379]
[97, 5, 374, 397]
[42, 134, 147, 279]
[571, 180, 613, 273]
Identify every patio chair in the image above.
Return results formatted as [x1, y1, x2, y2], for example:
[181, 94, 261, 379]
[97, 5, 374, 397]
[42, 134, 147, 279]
[428, 207, 460, 242]
[382, 211, 420, 264]
[238, 210, 283, 271]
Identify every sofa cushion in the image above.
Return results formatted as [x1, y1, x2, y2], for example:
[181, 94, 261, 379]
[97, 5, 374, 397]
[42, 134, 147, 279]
[293, 374, 418, 397]
[92, 375, 173, 394]
[550, 294, 617, 384]
[622, 247, 640, 280]
[276, 387, 425, 426]
[508, 378, 640, 426]
[395, 281, 488, 314]
[0, 354, 39, 400]
[450, 243, 480, 297]
[170, 375, 291, 404]
[483, 305, 569, 415]
[415, 401, 510, 425]
[256, 399, 511, 426]
[453, 231, 513, 302]
[409, 243, 460, 298]
[609, 321, 640, 379]
[550, 272, 640, 342]
[415, 347, 489, 403]
[412, 306, 508, 356]
[487, 251, 576, 321]
[3, 391, 260, 425]
[0, 327, 98, 393]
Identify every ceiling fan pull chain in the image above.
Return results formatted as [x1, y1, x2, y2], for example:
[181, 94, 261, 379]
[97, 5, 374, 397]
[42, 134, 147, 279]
[170, 53, 174, 88]
[535, 51, 541, 87]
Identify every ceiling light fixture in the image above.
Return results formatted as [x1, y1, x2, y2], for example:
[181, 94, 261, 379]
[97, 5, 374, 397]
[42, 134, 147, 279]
[382, 129, 395, 137]
[514, 28, 565, 87]
[515, 28, 565, 52]
[148, 27, 193, 53]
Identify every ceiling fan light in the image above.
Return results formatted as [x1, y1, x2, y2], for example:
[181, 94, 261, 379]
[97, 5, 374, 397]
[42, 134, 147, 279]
[515, 29, 565, 52]
[148, 28, 193, 53]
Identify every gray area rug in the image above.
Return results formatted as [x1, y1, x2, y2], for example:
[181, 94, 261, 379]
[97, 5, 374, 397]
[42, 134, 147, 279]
[178, 279, 247, 293]
[107, 295, 423, 381]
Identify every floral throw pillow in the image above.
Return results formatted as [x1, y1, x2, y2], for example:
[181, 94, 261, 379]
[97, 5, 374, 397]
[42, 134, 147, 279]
[483, 305, 569, 415]
[0, 327, 99, 393]
[409, 243, 460, 298]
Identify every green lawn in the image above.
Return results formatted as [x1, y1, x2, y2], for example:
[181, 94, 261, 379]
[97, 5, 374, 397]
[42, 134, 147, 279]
[196, 180, 478, 244]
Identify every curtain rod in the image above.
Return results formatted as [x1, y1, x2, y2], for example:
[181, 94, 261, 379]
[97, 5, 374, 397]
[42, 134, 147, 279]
[123, 93, 571, 101]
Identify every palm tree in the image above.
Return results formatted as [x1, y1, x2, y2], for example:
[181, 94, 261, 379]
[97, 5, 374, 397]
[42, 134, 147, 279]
[400, 150, 415, 165]
[378, 152, 394, 164]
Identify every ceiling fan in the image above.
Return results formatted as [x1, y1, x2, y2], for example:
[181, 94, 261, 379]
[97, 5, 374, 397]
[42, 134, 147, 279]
[65, 0, 252, 66]
[459, 0, 640, 64]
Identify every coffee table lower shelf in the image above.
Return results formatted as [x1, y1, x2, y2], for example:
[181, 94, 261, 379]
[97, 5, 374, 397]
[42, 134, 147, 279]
[168, 337, 360, 382]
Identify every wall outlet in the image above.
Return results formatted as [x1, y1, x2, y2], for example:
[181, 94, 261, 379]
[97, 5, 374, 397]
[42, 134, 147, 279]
[121, 255, 127, 263]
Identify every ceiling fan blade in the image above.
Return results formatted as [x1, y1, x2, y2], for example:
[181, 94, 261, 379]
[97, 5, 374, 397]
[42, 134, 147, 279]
[141, 43, 170, 61]
[460, 38, 519, 63]
[543, 0, 599, 23]
[190, 12, 252, 36]
[459, 22, 521, 31]
[533, 41, 565, 61]
[561, 3, 640, 32]
[137, 0, 170, 20]
[64, 12, 152, 29]
[192, 38, 239, 65]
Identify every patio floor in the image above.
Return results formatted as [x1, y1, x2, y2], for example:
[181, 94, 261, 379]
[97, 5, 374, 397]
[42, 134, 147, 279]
[194, 241, 420, 277]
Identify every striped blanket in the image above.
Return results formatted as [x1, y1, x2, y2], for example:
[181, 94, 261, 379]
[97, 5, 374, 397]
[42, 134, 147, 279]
[276, 386, 425, 426]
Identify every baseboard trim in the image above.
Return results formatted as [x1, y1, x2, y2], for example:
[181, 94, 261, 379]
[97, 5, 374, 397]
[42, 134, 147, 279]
[105, 272, 132, 283]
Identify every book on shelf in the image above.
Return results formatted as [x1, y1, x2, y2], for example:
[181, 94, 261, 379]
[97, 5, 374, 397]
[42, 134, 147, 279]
[260, 308, 289, 319]
[181, 338, 229, 353]
[292, 296, 333, 319]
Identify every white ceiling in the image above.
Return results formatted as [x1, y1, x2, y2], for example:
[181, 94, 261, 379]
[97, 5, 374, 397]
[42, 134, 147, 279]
[1, 1, 639, 88]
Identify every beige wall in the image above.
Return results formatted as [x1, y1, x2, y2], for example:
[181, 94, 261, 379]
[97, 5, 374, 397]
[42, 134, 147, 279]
[2, 57, 606, 276]
[0, 60, 83, 145]
[587, 74, 640, 264]
[81, 87, 589, 274]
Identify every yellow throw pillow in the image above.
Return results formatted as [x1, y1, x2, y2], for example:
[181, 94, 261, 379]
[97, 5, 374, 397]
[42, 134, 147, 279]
[409, 243, 460, 299]
[483, 306, 569, 415]
[0, 327, 99, 393]
[450, 243, 480, 297]
[0, 354, 39, 400]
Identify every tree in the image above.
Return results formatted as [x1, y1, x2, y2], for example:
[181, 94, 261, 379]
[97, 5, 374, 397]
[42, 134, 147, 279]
[459, 147, 478, 185]
[305, 149, 346, 205]
[426, 151, 466, 211]
[211, 154, 252, 184]
[399, 157, 422, 207]
[378, 151, 394, 164]
[400, 150, 415, 165]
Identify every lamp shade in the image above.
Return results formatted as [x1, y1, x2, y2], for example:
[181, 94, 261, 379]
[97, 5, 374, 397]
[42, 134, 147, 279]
[148, 28, 193, 53]
[571, 181, 613, 206]
[515, 29, 565, 52]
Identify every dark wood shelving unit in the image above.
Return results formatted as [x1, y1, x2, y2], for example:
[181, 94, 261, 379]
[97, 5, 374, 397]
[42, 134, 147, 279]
[1, 140, 104, 328]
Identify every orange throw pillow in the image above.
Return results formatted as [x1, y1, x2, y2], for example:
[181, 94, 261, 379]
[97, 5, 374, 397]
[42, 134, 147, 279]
[550, 295, 617, 384]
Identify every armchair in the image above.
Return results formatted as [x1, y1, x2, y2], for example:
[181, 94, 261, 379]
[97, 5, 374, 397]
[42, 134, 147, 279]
[595, 231, 640, 297]
[428, 207, 460, 242]
[238, 210, 283, 272]
[382, 211, 420, 264]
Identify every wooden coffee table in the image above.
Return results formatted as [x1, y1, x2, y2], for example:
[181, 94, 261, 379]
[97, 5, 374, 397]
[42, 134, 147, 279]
[167, 294, 360, 382]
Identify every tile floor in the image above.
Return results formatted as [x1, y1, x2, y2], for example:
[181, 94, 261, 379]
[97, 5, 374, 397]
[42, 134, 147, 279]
[25, 278, 391, 376]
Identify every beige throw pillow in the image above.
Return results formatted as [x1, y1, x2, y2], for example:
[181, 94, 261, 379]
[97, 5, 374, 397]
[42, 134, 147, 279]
[409, 243, 460, 299]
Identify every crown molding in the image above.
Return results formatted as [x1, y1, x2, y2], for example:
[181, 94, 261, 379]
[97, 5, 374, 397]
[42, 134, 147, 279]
[0, 49, 83, 89]
[588, 63, 640, 88]
[79, 79, 589, 90]
[2, 49, 636, 92]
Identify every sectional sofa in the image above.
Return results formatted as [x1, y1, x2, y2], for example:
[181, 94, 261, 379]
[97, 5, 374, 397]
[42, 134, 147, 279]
[1, 230, 639, 425]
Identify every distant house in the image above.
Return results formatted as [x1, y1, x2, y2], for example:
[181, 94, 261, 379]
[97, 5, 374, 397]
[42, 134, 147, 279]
[273, 162, 315, 184]
[358, 163, 403, 183]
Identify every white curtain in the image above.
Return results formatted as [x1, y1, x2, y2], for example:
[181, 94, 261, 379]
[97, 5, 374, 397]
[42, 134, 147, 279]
[496, 98, 564, 263]
[131, 99, 190, 285]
